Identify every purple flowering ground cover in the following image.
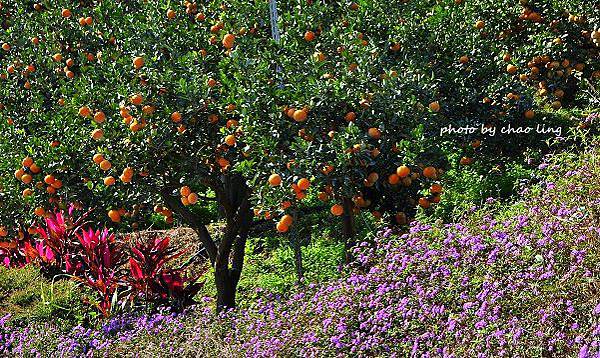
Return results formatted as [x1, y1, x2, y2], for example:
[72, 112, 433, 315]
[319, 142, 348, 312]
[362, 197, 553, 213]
[2, 147, 600, 357]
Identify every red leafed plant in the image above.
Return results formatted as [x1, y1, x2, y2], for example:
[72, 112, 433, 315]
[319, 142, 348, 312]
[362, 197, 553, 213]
[72, 228, 127, 317]
[127, 235, 204, 310]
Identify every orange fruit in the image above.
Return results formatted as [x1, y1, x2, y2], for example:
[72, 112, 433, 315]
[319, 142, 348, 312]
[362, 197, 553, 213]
[297, 178, 310, 191]
[22, 188, 33, 198]
[422, 166, 437, 179]
[459, 55, 469, 64]
[122, 167, 134, 178]
[108, 209, 121, 222]
[130, 94, 143, 105]
[507, 64, 518, 74]
[429, 101, 440, 112]
[225, 134, 236, 146]
[167, 9, 176, 19]
[293, 109, 308, 122]
[388, 174, 400, 185]
[104, 176, 116, 186]
[93, 154, 105, 164]
[51, 180, 63, 189]
[21, 174, 33, 184]
[22, 156, 34, 168]
[30, 163, 41, 174]
[368, 128, 381, 139]
[15, 169, 25, 180]
[34, 207, 46, 217]
[1, 43, 10, 51]
[475, 20, 485, 29]
[280, 214, 293, 227]
[276, 221, 289, 233]
[187, 193, 199, 205]
[180, 186, 192, 197]
[524, 110, 535, 119]
[133, 56, 144, 69]
[430, 183, 443, 193]
[268, 174, 282, 186]
[171, 111, 182, 123]
[181, 196, 190, 206]
[91, 129, 104, 140]
[396, 165, 411, 178]
[330, 204, 344, 216]
[61, 9, 72, 18]
[345, 112, 356, 122]
[304, 31, 316, 41]
[418, 197, 430, 209]
[94, 111, 106, 123]
[99, 160, 112, 171]
[79, 106, 92, 117]
[85, 16, 93, 25]
[222, 33, 235, 49]
[44, 175, 55, 185]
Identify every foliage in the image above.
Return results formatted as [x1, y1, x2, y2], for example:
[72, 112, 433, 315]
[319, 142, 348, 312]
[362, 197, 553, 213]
[0, 265, 92, 326]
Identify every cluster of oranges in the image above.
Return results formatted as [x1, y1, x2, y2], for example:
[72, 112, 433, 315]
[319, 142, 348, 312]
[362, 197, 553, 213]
[153, 205, 174, 224]
[13, 156, 64, 217]
[179, 186, 199, 206]
[284, 107, 309, 123]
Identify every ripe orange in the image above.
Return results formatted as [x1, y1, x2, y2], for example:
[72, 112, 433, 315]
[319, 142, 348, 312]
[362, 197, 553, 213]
[293, 109, 308, 122]
[123, 167, 134, 178]
[15, 169, 25, 180]
[93, 154, 105, 164]
[22, 188, 33, 198]
[345, 112, 356, 122]
[388, 174, 400, 185]
[108, 210, 121, 222]
[85, 16, 93, 25]
[429, 101, 440, 112]
[2, 43, 10, 52]
[367, 128, 381, 139]
[21, 174, 33, 184]
[43, 174, 55, 185]
[104, 176, 116, 186]
[297, 178, 310, 191]
[181, 196, 190, 206]
[459, 55, 469, 64]
[430, 183, 443, 194]
[91, 129, 104, 140]
[222, 34, 235, 49]
[34, 207, 46, 217]
[79, 106, 92, 117]
[268, 173, 282, 186]
[171, 111, 182, 123]
[330, 204, 344, 216]
[52, 180, 63, 189]
[167, 9, 176, 19]
[280, 214, 293, 226]
[180, 186, 192, 197]
[524, 110, 535, 119]
[396, 165, 411, 178]
[276, 221, 289, 233]
[0, 227, 7, 237]
[133, 56, 144, 69]
[22, 156, 34, 167]
[475, 20, 485, 29]
[99, 160, 112, 171]
[304, 31, 316, 41]
[225, 134, 236, 146]
[130, 94, 143, 105]
[29, 163, 41, 174]
[187, 193, 199, 205]
[422, 166, 437, 179]
[507, 64, 518, 74]
[418, 197, 430, 209]
[61, 9, 72, 18]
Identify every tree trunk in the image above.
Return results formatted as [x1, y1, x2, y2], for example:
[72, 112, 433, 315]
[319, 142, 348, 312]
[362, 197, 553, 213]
[215, 266, 238, 311]
[293, 239, 304, 285]
[342, 197, 356, 264]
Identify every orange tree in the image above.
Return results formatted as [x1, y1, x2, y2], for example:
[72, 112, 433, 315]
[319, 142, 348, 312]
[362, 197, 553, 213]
[0, 0, 598, 309]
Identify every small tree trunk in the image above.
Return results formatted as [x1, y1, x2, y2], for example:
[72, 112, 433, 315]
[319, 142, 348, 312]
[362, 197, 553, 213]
[293, 240, 304, 285]
[215, 266, 237, 311]
[342, 197, 356, 264]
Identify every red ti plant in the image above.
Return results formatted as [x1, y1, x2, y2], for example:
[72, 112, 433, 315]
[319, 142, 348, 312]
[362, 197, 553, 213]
[127, 236, 204, 310]
[73, 228, 126, 318]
